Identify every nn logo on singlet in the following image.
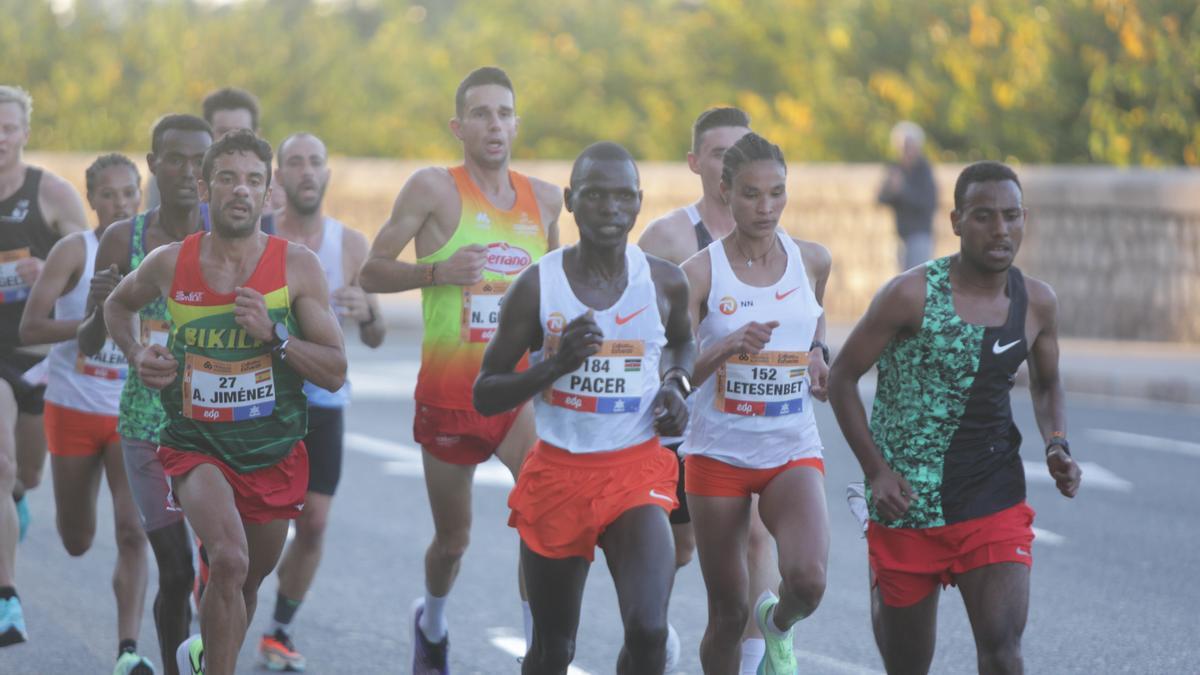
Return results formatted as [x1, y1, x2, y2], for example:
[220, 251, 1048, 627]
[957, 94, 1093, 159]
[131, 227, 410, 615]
[174, 290, 204, 303]
[485, 242, 531, 275]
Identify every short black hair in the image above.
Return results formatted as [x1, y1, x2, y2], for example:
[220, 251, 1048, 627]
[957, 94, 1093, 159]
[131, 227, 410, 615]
[202, 87, 260, 130]
[150, 114, 212, 155]
[720, 132, 785, 187]
[693, 107, 751, 153]
[569, 141, 638, 190]
[953, 161, 1022, 211]
[276, 132, 325, 167]
[455, 67, 514, 118]
[201, 129, 273, 186]
[85, 153, 140, 196]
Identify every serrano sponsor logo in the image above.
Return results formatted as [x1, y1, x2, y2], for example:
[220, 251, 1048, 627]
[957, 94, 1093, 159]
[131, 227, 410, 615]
[719, 296, 737, 315]
[546, 312, 566, 334]
[615, 305, 648, 325]
[485, 242, 532, 274]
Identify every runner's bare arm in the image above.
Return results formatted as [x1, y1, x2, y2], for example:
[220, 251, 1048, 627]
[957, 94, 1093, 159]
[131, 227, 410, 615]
[77, 218, 133, 356]
[39, 171, 89, 236]
[105, 243, 180, 389]
[474, 265, 600, 416]
[649, 257, 695, 436]
[1025, 277, 1081, 498]
[530, 178, 563, 251]
[828, 270, 925, 521]
[799, 239, 833, 400]
[360, 168, 484, 292]
[341, 228, 385, 349]
[18, 233, 86, 345]
[682, 248, 781, 387]
[638, 211, 693, 265]
[277, 244, 347, 392]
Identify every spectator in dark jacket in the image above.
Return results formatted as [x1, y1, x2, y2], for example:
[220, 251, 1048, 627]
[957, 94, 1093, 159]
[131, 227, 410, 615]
[879, 121, 937, 271]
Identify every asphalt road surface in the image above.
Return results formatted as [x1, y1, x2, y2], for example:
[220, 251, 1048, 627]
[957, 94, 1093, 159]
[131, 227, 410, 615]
[2, 333, 1197, 674]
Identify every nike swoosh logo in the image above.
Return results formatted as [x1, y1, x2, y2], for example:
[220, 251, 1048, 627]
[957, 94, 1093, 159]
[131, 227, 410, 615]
[1016, 547, 1030, 557]
[615, 306, 648, 325]
[993, 339, 1021, 355]
[649, 489, 674, 503]
[775, 286, 801, 301]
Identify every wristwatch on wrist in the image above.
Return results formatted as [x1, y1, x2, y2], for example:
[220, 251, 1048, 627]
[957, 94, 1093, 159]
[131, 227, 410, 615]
[810, 339, 830, 364]
[1045, 436, 1070, 456]
[270, 321, 290, 358]
[663, 369, 693, 398]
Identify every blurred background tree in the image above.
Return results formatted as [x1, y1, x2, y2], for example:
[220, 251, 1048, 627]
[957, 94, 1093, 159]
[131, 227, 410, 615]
[3, 0, 1197, 165]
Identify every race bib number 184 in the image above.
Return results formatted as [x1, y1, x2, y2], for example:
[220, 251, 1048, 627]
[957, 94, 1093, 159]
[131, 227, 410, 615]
[545, 339, 644, 414]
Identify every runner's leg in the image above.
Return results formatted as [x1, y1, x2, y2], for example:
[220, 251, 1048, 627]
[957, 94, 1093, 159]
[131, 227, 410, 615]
[689, 493, 751, 673]
[174, 462, 250, 675]
[102, 440, 149, 648]
[741, 493, 776, 644]
[0, 383, 19, 587]
[957, 562, 1029, 675]
[147, 522, 194, 675]
[871, 579, 939, 675]
[757, 466, 829, 627]
[49, 453, 104, 555]
[600, 504, 676, 675]
[242, 519, 290, 627]
[15, 412, 46, 495]
[419, 450, 475, 640]
[494, 402, 535, 615]
[520, 541, 590, 674]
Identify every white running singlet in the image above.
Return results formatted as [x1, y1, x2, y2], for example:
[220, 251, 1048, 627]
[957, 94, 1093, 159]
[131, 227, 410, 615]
[532, 245, 665, 454]
[681, 233, 823, 468]
[44, 230, 127, 415]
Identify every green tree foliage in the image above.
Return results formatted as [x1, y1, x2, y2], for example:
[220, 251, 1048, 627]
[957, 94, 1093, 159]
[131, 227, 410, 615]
[3, 0, 1196, 165]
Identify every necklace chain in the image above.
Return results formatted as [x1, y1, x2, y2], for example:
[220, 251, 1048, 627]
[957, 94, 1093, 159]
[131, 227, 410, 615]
[734, 235, 775, 268]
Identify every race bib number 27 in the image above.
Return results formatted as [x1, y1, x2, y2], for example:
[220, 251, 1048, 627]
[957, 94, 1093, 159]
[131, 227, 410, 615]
[182, 352, 275, 422]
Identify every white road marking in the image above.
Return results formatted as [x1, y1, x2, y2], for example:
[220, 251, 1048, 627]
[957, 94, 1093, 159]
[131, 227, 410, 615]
[487, 627, 594, 675]
[1032, 527, 1065, 545]
[345, 432, 420, 460]
[793, 651, 885, 675]
[1023, 461, 1131, 492]
[1085, 428, 1200, 459]
[346, 431, 514, 487]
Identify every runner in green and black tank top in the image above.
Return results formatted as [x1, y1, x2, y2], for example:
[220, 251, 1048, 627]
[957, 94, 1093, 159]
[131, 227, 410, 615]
[828, 162, 1081, 675]
[868, 256, 1029, 529]
[161, 231, 305, 472]
[117, 212, 170, 442]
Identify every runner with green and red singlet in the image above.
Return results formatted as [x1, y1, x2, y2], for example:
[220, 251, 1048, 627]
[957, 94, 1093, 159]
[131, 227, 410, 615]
[360, 66, 561, 671]
[829, 161, 1082, 675]
[104, 130, 346, 675]
[79, 113, 213, 675]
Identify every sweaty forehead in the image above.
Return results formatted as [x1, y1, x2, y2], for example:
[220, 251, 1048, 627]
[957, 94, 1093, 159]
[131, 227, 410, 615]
[574, 158, 639, 189]
[463, 84, 514, 111]
[161, 129, 212, 153]
[213, 149, 268, 175]
[962, 180, 1022, 209]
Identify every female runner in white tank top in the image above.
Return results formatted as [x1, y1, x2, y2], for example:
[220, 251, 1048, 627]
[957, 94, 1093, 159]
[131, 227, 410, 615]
[16, 155, 156, 672]
[680, 133, 833, 674]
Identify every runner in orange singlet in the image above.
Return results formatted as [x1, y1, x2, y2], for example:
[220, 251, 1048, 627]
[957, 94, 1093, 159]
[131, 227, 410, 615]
[360, 67, 561, 672]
